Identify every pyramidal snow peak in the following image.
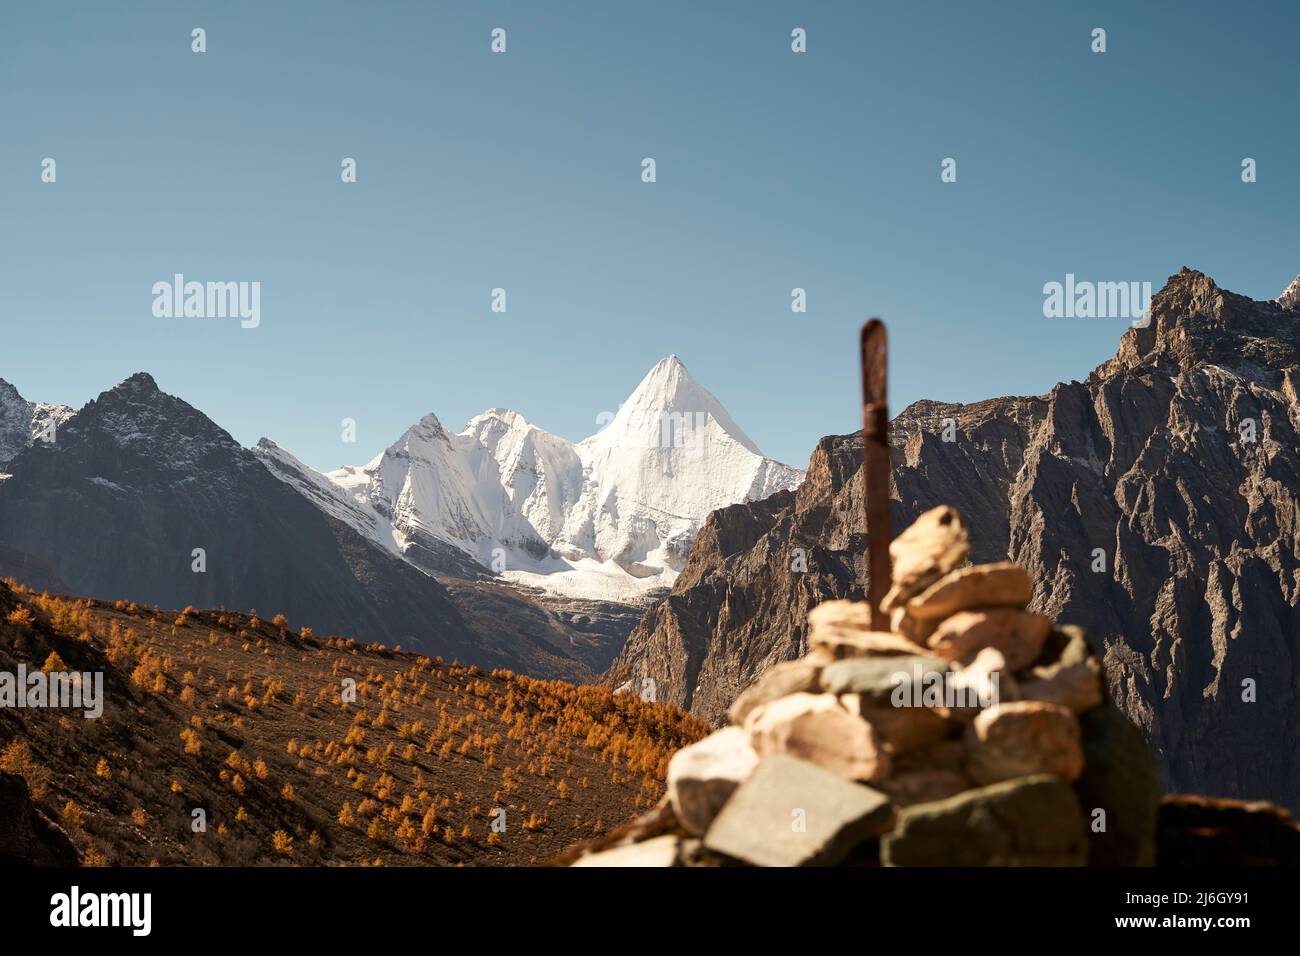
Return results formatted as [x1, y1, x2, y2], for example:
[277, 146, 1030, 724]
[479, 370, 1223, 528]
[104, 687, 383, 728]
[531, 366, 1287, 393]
[557, 355, 802, 595]
[590, 354, 765, 456]
[258, 356, 804, 601]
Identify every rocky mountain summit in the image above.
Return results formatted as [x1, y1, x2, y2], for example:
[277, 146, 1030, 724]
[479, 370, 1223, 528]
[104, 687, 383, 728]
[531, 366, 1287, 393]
[566, 507, 1300, 866]
[1278, 274, 1300, 311]
[0, 379, 72, 467]
[609, 268, 1300, 813]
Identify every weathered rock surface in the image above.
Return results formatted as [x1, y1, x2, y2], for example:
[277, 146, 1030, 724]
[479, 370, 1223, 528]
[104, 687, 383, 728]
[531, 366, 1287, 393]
[811, 627, 929, 659]
[666, 726, 759, 835]
[965, 701, 1085, 785]
[1019, 660, 1103, 713]
[702, 755, 893, 866]
[818, 655, 949, 706]
[906, 562, 1032, 622]
[882, 774, 1087, 866]
[882, 505, 969, 611]
[570, 833, 682, 867]
[927, 609, 1052, 670]
[852, 703, 952, 756]
[807, 599, 874, 632]
[744, 693, 889, 783]
[608, 267, 1300, 811]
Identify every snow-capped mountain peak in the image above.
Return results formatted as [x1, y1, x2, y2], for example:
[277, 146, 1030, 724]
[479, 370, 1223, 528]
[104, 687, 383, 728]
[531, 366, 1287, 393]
[1279, 275, 1300, 311]
[259, 356, 804, 601]
[466, 406, 528, 431]
[460, 408, 584, 547]
[554, 357, 802, 592]
[409, 412, 452, 442]
[0, 378, 75, 466]
[591, 355, 763, 456]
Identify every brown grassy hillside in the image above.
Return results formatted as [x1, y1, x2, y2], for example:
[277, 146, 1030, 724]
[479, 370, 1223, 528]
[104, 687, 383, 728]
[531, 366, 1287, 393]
[0, 579, 707, 866]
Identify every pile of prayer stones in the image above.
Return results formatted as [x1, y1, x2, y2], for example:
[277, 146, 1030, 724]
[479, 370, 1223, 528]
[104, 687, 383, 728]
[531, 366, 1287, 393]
[566, 505, 1160, 867]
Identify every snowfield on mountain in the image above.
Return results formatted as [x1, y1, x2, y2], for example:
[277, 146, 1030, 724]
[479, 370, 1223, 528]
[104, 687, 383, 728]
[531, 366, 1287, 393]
[0, 379, 73, 469]
[257, 356, 804, 601]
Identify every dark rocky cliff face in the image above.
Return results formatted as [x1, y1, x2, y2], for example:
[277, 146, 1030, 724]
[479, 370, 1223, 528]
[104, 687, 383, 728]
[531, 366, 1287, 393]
[610, 268, 1300, 812]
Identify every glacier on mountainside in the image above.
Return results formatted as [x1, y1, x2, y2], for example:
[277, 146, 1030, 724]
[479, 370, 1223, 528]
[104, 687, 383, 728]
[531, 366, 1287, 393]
[257, 356, 804, 601]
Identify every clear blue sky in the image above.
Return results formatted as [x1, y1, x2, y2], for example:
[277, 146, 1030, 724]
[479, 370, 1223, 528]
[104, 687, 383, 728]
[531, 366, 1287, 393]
[2, 0, 1297, 471]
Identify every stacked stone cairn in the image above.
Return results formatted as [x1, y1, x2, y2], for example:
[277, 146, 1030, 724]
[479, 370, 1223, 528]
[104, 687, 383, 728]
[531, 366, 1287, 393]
[565, 504, 1160, 867]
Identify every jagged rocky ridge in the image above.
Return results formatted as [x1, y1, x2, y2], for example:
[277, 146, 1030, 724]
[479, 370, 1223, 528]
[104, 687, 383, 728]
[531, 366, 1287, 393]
[610, 268, 1300, 813]
[0, 379, 72, 468]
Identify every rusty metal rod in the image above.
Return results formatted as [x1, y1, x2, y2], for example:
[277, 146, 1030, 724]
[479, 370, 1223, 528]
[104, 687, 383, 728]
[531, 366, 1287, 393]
[860, 319, 891, 630]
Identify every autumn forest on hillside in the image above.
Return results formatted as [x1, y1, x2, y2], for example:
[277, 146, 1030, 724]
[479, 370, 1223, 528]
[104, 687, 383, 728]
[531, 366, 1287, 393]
[0, 578, 708, 866]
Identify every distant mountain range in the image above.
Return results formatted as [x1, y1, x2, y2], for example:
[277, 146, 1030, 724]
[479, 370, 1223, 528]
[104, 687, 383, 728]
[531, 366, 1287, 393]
[11, 269, 1300, 816]
[0, 357, 800, 679]
[0, 373, 488, 656]
[611, 268, 1300, 813]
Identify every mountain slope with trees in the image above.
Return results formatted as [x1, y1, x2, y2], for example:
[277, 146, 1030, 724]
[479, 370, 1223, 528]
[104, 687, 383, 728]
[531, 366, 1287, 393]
[0, 578, 706, 866]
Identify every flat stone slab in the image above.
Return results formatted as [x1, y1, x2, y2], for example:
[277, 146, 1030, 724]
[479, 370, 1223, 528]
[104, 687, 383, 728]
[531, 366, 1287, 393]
[883, 774, 1086, 866]
[807, 599, 875, 631]
[703, 754, 893, 866]
[927, 608, 1052, 670]
[906, 562, 1032, 621]
[819, 654, 950, 706]
[570, 834, 681, 867]
[854, 703, 952, 755]
[810, 627, 931, 660]
[745, 693, 889, 782]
